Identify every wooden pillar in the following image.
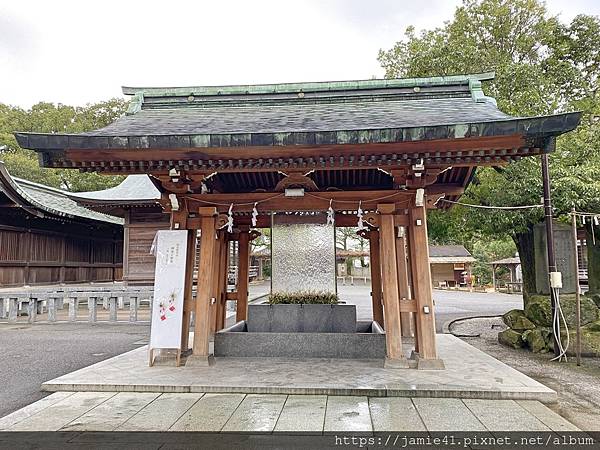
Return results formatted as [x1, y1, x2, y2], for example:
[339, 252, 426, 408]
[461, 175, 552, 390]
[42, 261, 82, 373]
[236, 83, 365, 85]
[408, 202, 443, 369]
[180, 229, 197, 352]
[189, 207, 218, 364]
[212, 232, 228, 332]
[492, 264, 497, 291]
[377, 204, 408, 368]
[367, 230, 384, 327]
[209, 232, 222, 334]
[236, 227, 250, 322]
[395, 226, 413, 337]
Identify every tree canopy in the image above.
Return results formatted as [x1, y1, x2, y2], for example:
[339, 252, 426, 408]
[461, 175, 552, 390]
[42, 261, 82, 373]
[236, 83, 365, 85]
[0, 99, 128, 191]
[379, 0, 600, 293]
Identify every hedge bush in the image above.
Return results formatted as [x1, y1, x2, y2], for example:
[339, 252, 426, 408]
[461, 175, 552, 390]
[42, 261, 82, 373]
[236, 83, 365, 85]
[268, 291, 339, 305]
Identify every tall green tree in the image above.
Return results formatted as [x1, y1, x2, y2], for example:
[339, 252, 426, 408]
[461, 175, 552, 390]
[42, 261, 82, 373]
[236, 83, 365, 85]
[378, 0, 600, 296]
[0, 99, 128, 191]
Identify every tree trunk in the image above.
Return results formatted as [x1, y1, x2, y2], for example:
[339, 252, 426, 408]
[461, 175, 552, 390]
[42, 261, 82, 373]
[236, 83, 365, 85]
[586, 225, 600, 295]
[513, 225, 536, 307]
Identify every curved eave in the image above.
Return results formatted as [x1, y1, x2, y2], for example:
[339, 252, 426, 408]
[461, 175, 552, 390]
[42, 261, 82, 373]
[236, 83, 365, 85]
[0, 162, 122, 225]
[0, 163, 45, 218]
[14, 112, 582, 152]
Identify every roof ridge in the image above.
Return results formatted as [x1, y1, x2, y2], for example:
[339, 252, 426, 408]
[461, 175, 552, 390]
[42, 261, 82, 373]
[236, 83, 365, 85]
[13, 176, 71, 195]
[122, 72, 496, 98]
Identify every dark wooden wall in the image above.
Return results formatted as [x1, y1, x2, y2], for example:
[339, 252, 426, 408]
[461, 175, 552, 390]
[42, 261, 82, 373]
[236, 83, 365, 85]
[0, 219, 123, 288]
[123, 207, 169, 286]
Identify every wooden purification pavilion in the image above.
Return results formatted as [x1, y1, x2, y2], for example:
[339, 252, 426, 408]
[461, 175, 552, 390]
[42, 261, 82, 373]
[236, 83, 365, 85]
[16, 73, 580, 368]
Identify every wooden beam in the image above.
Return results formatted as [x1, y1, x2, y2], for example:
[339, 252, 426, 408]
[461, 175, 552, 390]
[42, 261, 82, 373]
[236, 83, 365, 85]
[191, 207, 218, 360]
[408, 202, 441, 365]
[65, 134, 527, 165]
[236, 227, 250, 322]
[186, 190, 412, 214]
[377, 203, 408, 367]
[367, 230, 384, 327]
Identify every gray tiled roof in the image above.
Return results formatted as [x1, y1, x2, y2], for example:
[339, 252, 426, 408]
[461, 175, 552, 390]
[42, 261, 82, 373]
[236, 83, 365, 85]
[489, 257, 521, 265]
[0, 162, 122, 224]
[70, 175, 160, 204]
[85, 97, 512, 136]
[428, 245, 472, 258]
[16, 180, 123, 224]
[14, 73, 581, 151]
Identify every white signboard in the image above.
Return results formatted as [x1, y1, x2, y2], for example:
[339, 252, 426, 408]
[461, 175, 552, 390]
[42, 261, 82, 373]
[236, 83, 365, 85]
[149, 230, 187, 352]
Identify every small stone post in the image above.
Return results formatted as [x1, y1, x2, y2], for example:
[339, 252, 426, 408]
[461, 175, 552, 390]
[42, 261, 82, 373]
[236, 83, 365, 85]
[8, 298, 18, 323]
[0, 298, 6, 319]
[88, 297, 97, 323]
[68, 298, 77, 322]
[102, 297, 108, 310]
[47, 298, 57, 322]
[117, 296, 124, 309]
[27, 299, 37, 324]
[129, 295, 138, 322]
[109, 297, 117, 322]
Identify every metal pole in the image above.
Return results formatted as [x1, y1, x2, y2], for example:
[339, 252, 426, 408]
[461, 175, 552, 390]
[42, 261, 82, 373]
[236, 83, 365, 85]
[571, 208, 582, 366]
[541, 154, 560, 356]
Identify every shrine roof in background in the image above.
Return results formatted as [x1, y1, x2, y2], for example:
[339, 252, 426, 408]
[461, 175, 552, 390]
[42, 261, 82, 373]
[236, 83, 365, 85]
[0, 161, 122, 225]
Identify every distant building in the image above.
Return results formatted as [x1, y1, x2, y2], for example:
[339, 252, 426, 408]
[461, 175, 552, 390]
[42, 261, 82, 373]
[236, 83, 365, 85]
[69, 175, 166, 286]
[0, 162, 123, 287]
[428, 245, 475, 287]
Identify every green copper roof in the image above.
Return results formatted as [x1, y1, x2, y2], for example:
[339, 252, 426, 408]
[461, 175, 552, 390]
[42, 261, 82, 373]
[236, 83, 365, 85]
[122, 72, 496, 98]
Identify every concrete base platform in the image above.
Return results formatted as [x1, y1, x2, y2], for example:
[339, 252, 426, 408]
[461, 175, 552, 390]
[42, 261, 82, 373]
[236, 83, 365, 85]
[40, 334, 557, 403]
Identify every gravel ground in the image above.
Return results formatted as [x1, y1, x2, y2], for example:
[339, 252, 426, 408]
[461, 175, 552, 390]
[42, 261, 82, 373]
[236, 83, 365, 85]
[450, 317, 600, 431]
[0, 323, 149, 418]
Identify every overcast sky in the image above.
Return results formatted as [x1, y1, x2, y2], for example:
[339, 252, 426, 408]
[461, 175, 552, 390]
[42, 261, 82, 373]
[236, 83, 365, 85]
[1, 0, 599, 108]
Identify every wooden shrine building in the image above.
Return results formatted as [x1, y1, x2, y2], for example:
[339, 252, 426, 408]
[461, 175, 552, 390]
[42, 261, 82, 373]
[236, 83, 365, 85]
[16, 73, 580, 367]
[68, 175, 167, 285]
[0, 162, 123, 287]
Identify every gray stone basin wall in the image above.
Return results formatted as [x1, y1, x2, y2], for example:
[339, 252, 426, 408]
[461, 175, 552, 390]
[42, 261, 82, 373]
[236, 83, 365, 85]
[214, 319, 386, 359]
[246, 304, 357, 333]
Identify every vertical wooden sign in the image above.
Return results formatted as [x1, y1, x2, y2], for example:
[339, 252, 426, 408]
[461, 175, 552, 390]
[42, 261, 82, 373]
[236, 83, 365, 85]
[149, 230, 188, 366]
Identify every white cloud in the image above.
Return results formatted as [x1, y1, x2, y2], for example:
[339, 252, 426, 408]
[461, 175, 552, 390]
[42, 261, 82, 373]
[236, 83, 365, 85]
[0, 0, 598, 108]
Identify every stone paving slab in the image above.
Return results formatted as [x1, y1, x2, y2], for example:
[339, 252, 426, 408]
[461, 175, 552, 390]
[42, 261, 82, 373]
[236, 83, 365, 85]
[40, 334, 557, 402]
[516, 400, 581, 432]
[221, 394, 287, 432]
[10, 392, 117, 431]
[274, 395, 327, 433]
[0, 392, 74, 431]
[412, 398, 488, 432]
[323, 396, 372, 432]
[117, 393, 203, 431]
[61, 392, 160, 431]
[368, 397, 426, 431]
[0, 393, 581, 433]
[170, 393, 244, 431]
[463, 399, 549, 432]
